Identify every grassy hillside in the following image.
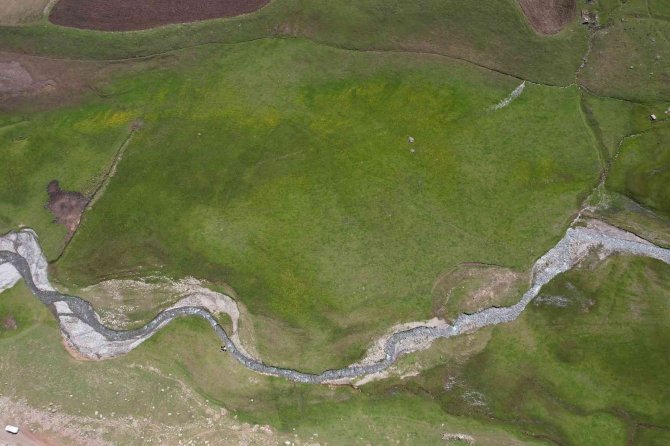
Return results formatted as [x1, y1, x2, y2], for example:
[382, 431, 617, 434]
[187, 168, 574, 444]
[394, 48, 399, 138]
[580, 12, 670, 102]
[0, 107, 136, 256]
[0, 1, 669, 445]
[607, 125, 670, 218]
[38, 39, 601, 371]
[394, 255, 670, 445]
[2, 252, 668, 444]
[0, 0, 587, 85]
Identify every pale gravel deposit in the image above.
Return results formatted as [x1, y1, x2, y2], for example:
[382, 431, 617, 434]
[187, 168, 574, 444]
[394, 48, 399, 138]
[490, 81, 525, 110]
[80, 277, 255, 358]
[1, 218, 669, 384]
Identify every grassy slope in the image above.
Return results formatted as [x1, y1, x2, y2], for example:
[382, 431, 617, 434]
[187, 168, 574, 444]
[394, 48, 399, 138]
[3, 254, 668, 444]
[650, 0, 670, 18]
[0, 106, 136, 256]
[580, 93, 656, 156]
[47, 39, 599, 371]
[0, 2, 668, 445]
[579, 90, 670, 246]
[398, 255, 670, 445]
[607, 125, 670, 217]
[580, 13, 670, 102]
[0, 0, 586, 85]
[0, 283, 542, 445]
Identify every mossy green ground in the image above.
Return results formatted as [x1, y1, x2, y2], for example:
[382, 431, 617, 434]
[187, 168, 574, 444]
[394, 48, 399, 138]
[2, 255, 668, 444]
[0, 282, 541, 445]
[0, 108, 134, 255]
[607, 125, 670, 218]
[389, 256, 670, 445]
[0, 0, 587, 84]
[0, 0, 669, 444]
[38, 39, 601, 371]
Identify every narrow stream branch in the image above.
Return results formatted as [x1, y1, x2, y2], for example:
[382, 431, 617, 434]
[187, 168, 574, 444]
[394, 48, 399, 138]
[1, 218, 669, 384]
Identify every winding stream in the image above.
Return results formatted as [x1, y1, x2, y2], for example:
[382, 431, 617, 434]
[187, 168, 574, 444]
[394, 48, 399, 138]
[1, 218, 669, 384]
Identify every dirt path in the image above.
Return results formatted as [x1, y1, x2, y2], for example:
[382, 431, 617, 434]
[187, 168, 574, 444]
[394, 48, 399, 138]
[1, 217, 669, 385]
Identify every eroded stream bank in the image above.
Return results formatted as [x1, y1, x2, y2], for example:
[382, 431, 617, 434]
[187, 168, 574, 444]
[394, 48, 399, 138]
[1, 218, 669, 384]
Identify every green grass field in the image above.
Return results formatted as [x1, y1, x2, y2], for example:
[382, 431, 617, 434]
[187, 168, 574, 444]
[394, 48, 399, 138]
[1, 0, 669, 444]
[0, 107, 135, 256]
[607, 125, 670, 218]
[40, 39, 602, 371]
[580, 16, 670, 102]
[0, 0, 587, 84]
[396, 255, 670, 445]
[0, 282, 543, 445]
[2, 254, 669, 444]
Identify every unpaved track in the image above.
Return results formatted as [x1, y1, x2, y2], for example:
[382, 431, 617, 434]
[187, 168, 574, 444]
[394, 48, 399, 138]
[1, 219, 669, 384]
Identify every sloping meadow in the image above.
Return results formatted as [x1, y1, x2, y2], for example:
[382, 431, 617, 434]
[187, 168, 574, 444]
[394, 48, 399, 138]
[0, 0, 587, 85]
[46, 39, 601, 371]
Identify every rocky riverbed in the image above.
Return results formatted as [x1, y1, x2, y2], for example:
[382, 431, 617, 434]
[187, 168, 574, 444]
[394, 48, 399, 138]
[1, 219, 669, 384]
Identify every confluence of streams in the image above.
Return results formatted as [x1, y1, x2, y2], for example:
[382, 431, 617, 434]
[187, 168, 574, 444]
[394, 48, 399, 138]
[1, 218, 669, 384]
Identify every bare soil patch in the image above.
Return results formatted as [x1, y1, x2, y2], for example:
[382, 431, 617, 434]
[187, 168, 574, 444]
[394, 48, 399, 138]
[517, 0, 576, 35]
[2, 315, 18, 330]
[0, 393, 286, 446]
[432, 263, 525, 320]
[0, 52, 103, 111]
[0, 0, 52, 25]
[49, 0, 271, 31]
[0, 61, 52, 95]
[45, 180, 88, 239]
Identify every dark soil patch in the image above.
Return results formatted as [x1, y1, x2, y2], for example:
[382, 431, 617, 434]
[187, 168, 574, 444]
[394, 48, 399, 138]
[517, 0, 576, 35]
[1, 316, 18, 330]
[0, 52, 105, 112]
[45, 180, 88, 239]
[49, 0, 271, 31]
[0, 61, 37, 94]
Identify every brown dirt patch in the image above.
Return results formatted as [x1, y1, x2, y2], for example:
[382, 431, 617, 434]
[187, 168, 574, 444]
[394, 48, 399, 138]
[2, 316, 18, 330]
[49, 0, 271, 31]
[517, 0, 576, 35]
[0, 392, 288, 446]
[0, 0, 52, 25]
[45, 180, 88, 239]
[0, 61, 53, 95]
[0, 52, 104, 111]
[0, 429, 60, 446]
[432, 263, 526, 320]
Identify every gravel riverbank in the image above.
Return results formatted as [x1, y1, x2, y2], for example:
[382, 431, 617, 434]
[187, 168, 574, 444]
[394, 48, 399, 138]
[1, 219, 668, 384]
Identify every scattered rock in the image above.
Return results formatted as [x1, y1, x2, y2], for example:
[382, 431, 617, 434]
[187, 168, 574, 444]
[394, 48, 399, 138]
[462, 390, 487, 407]
[533, 295, 571, 307]
[581, 9, 598, 26]
[443, 433, 475, 445]
[490, 81, 525, 111]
